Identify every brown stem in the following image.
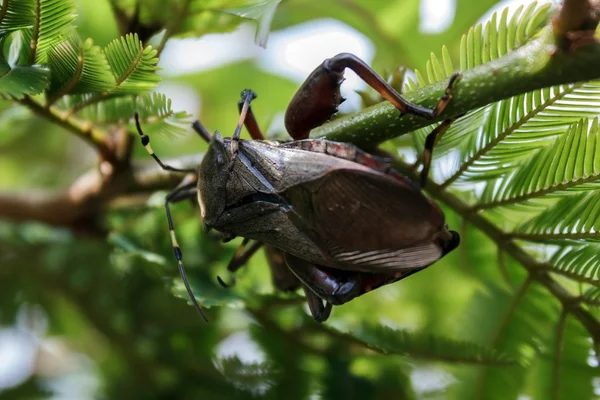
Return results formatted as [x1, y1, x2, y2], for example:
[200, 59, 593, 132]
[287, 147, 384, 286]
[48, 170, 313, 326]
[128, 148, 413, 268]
[0, 155, 202, 229]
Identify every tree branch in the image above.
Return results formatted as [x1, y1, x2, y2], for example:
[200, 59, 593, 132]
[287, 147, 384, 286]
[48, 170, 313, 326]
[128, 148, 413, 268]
[318, 27, 600, 148]
[0, 155, 202, 229]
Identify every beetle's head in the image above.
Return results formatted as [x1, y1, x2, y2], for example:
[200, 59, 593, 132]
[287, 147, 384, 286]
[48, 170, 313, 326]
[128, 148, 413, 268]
[197, 130, 229, 226]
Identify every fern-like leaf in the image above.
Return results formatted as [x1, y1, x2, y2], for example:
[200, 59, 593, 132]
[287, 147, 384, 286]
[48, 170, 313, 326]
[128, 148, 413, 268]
[0, 0, 36, 35]
[0, 54, 49, 99]
[582, 287, 600, 306]
[337, 324, 516, 365]
[224, 0, 282, 47]
[477, 118, 600, 208]
[547, 244, 600, 286]
[47, 36, 115, 101]
[28, 0, 76, 64]
[56, 92, 191, 137]
[514, 191, 600, 240]
[104, 33, 160, 94]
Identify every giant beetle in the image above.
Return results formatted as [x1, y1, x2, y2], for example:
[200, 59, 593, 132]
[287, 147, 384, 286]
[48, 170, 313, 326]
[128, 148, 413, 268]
[135, 53, 461, 322]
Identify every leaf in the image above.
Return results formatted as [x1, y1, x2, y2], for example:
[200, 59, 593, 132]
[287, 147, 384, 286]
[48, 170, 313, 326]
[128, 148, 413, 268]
[103, 33, 160, 94]
[548, 244, 600, 285]
[582, 287, 600, 306]
[28, 0, 77, 63]
[0, 0, 36, 35]
[223, 0, 281, 47]
[336, 324, 516, 365]
[0, 54, 49, 99]
[515, 191, 600, 240]
[47, 36, 115, 99]
[478, 118, 600, 207]
[57, 92, 192, 138]
[108, 232, 167, 266]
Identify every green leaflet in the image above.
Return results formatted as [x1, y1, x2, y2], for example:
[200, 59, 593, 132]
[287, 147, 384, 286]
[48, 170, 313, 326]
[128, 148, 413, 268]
[103, 33, 160, 94]
[477, 118, 600, 208]
[515, 191, 600, 239]
[0, 53, 49, 99]
[548, 244, 600, 284]
[56, 92, 192, 138]
[28, 0, 77, 63]
[331, 324, 515, 365]
[47, 36, 115, 97]
[0, 0, 36, 35]
[583, 287, 600, 306]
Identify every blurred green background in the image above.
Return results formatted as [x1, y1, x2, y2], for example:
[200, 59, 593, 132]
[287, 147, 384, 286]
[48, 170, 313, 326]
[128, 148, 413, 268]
[1, 0, 599, 399]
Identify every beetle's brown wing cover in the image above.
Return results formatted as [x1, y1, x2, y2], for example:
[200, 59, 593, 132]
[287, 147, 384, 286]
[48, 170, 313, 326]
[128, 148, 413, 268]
[283, 169, 446, 272]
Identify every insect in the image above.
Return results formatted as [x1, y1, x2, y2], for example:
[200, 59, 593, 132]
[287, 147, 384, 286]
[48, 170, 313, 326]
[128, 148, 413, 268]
[135, 53, 461, 322]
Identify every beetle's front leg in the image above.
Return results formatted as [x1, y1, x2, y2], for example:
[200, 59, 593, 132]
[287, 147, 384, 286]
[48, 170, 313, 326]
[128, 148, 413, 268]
[284, 52, 461, 140]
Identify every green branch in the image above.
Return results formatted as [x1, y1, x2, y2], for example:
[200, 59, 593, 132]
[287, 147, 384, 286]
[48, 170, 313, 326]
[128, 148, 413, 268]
[318, 28, 600, 148]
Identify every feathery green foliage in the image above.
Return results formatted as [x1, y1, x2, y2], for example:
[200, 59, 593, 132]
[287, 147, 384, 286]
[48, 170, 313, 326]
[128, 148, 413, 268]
[336, 324, 516, 365]
[1, 0, 600, 398]
[0, 54, 49, 99]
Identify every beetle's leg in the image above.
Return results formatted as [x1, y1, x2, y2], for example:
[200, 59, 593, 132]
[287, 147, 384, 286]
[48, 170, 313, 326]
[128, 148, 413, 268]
[217, 239, 264, 288]
[228, 89, 258, 171]
[238, 95, 265, 140]
[419, 115, 461, 188]
[285, 52, 461, 140]
[265, 246, 302, 292]
[164, 182, 208, 322]
[303, 287, 333, 323]
[284, 254, 363, 306]
[134, 111, 197, 173]
[191, 120, 213, 143]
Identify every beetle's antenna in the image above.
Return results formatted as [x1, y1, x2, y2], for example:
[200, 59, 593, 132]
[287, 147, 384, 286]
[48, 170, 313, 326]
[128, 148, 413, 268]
[134, 111, 196, 173]
[228, 89, 257, 170]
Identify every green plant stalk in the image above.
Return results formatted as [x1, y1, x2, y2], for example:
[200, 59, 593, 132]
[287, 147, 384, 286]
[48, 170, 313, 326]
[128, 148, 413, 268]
[317, 27, 600, 147]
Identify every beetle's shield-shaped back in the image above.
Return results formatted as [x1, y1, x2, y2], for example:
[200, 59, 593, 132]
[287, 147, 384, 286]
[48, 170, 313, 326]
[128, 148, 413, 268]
[284, 168, 446, 271]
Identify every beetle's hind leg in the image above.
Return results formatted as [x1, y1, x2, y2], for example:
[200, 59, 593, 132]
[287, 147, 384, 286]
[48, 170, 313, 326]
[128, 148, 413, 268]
[284, 52, 461, 140]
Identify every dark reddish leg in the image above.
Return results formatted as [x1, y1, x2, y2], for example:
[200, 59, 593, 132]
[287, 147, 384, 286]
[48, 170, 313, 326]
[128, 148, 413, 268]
[419, 115, 462, 188]
[285, 253, 430, 322]
[238, 94, 265, 140]
[284, 52, 461, 140]
[303, 288, 333, 323]
[264, 245, 302, 292]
